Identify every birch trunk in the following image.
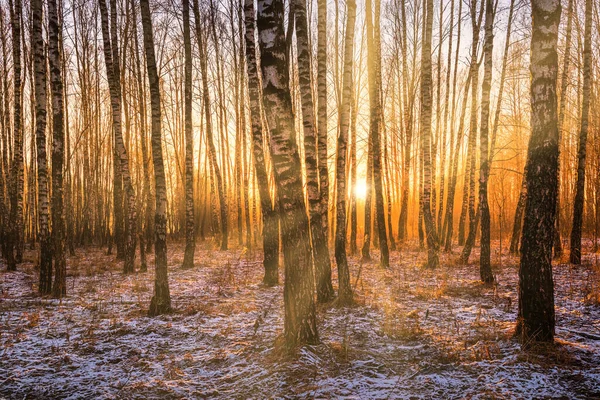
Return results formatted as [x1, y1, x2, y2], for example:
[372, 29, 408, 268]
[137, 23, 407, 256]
[48, 0, 66, 298]
[140, 0, 171, 316]
[256, 0, 318, 345]
[477, 0, 494, 282]
[515, 0, 560, 343]
[242, 0, 280, 286]
[182, 0, 195, 269]
[192, 0, 228, 251]
[366, 0, 389, 268]
[31, 0, 52, 293]
[6, 0, 23, 271]
[554, 0, 573, 259]
[316, 0, 329, 238]
[99, 0, 137, 273]
[569, 0, 592, 265]
[420, 0, 439, 269]
[459, 0, 483, 262]
[294, 0, 334, 301]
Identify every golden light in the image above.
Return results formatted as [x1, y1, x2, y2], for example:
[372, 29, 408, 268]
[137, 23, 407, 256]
[354, 179, 368, 200]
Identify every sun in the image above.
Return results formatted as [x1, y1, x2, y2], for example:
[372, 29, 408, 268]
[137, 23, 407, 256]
[354, 179, 368, 200]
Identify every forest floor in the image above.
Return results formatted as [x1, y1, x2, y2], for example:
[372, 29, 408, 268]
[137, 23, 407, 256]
[1, 240, 600, 399]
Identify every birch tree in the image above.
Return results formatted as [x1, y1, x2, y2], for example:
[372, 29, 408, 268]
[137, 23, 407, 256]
[420, 0, 439, 269]
[334, 0, 357, 305]
[569, 0, 592, 265]
[294, 0, 334, 301]
[256, 0, 318, 346]
[182, 0, 195, 269]
[6, 0, 23, 271]
[140, 0, 171, 316]
[516, 0, 561, 343]
[99, 0, 137, 273]
[242, 0, 280, 286]
[49, 0, 67, 298]
[31, 0, 51, 293]
[478, 0, 494, 283]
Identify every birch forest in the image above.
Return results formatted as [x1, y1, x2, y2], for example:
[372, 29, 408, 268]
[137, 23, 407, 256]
[1, 0, 600, 397]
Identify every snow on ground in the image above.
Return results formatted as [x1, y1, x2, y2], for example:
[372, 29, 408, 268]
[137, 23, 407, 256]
[1, 241, 600, 399]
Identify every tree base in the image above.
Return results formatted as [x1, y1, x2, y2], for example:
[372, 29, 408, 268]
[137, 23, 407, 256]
[148, 295, 172, 316]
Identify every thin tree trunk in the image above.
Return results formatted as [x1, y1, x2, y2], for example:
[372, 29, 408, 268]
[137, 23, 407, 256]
[316, 0, 329, 243]
[441, 0, 463, 248]
[420, 0, 439, 269]
[6, 0, 23, 271]
[182, 0, 195, 269]
[31, 0, 52, 293]
[242, 0, 280, 286]
[334, 0, 356, 304]
[443, 73, 471, 252]
[361, 129, 373, 259]
[510, 168, 527, 254]
[238, 1, 252, 249]
[0, 4, 9, 263]
[437, 0, 454, 236]
[397, 0, 412, 242]
[569, 0, 592, 265]
[459, 0, 483, 262]
[49, 0, 66, 298]
[192, 0, 228, 251]
[554, 0, 574, 259]
[294, 0, 334, 301]
[477, 0, 494, 282]
[366, 0, 389, 268]
[140, 0, 171, 316]
[349, 74, 358, 255]
[130, 0, 153, 258]
[99, 0, 137, 273]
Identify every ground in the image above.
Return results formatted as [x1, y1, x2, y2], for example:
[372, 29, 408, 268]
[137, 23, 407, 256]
[1, 241, 600, 399]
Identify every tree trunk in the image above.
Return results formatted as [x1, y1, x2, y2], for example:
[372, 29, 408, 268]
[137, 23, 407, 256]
[242, 0, 280, 286]
[460, 0, 483, 263]
[6, 0, 23, 271]
[442, 0, 463, 249]
[397, 0, 412, 242]
[316, 0, 329, 245]
[294, 0, 334, 302]
[140, 0, 171, 316]
[437, 0, 454, 236]
[192, 0, 228, 251]
[555, 0, 574, 259]
[419, 0, 439, 269]
[569, 0, 592, 265]
[334, 0, 356, 305]
[362, 132, 373, 259]
[130, 0, 153, 258]
[256, 0, 318, 346]
[477, 0, 494, 283]
[99, 0, 137, 274]
[48, 0, 66, 298]
[238, 1, 252, 249]
[349, 76, 358, 255]
[0, 4, 9, 263]
[515, 0, 560, 343]
[443, 73, 470, 252]
[182, 0, 195, 269]
[365, 0, 389, 268]
[31, 0, 52, 293]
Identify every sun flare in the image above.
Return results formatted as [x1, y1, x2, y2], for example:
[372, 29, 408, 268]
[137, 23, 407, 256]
[354, 179, 368, 200]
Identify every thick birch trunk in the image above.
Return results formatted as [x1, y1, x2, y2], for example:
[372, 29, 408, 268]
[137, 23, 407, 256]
[515, 0, 560, 343]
